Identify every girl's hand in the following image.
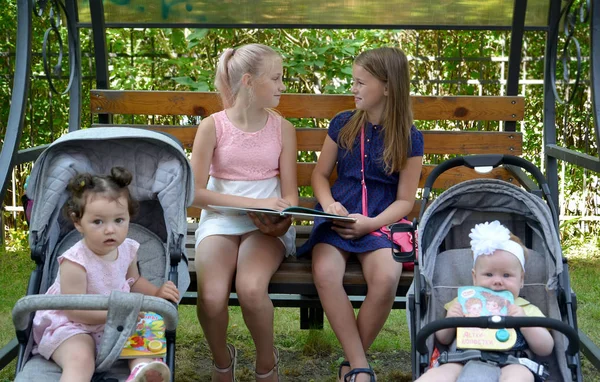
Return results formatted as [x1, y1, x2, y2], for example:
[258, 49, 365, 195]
[507, 303, 526, 317]
[155, 281, 179, 303]
[248, 212, 291, 237]
[331, 214, 373, 240]
[446, 301, 464, 318]
[258, 197, 292, 211]
[324, 201, 348, 216]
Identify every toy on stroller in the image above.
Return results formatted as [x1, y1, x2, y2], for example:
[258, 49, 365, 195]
[11, 127, 193, 381]
[401, 155, 581, 382]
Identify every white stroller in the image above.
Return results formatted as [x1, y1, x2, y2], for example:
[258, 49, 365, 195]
[12, 127, 193, 381]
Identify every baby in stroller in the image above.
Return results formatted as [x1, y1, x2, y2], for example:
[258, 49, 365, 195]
[32, 167, 179, 382]
[416, 220, 554, 382]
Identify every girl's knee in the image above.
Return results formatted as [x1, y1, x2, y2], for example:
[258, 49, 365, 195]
[367, 271, 400, 297]
[235, 277, 268, 306]
[416, 363, 463, 382]
[500, 364, 534, 382]
[197, 286, 230, 317]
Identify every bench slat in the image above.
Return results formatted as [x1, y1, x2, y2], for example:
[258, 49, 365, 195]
[89, 125, 522, 155]
[91, 91, 524, 121]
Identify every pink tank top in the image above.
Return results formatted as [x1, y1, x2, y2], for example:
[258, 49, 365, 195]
[209, 110, 283, 180]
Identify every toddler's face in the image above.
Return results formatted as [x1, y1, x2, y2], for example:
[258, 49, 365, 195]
[75, 194, 130, 258]
[472, 249, 524, 300]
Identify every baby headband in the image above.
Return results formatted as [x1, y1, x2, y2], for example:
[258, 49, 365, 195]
[469, 220, 525, 270]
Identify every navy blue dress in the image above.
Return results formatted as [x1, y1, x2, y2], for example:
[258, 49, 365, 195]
[298, 111, 424, 256]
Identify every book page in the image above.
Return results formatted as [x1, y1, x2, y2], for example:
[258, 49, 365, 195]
[120, 312, 167, 359]
[455, 286, 517, 350]
[207, 205, 282, 216]
[282, 207, 357, 222]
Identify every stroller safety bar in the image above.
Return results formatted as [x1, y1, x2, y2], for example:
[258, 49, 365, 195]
[12, 293, 178, 332]
[415, 316, 580, 357]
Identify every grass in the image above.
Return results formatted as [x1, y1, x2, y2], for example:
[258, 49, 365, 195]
[1, 234, 599, 380]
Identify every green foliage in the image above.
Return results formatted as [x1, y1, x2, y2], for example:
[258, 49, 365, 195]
[1, 6, 598, 234]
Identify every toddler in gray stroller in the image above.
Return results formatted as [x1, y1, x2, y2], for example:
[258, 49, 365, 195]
[12, 127, 193, 381]
[405, 155, 581, 382]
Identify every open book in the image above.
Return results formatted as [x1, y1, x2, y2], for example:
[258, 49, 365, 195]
[120, 312, 166, 359]
[455, 286, 517, 350]
[207, 205, 357, 222]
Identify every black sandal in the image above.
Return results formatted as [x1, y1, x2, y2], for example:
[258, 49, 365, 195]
[343, 367, 376, 382]
[338, 360, 350, 380]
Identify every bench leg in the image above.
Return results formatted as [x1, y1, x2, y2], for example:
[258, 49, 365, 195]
[300, 307, 324, 330]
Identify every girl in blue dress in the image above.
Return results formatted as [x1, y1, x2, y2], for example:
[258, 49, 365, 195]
[299, 47, 424, 382]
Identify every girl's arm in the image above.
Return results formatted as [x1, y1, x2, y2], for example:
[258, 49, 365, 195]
[191, 117, 285, 210]
[311, 135, 347, 215]
[59, 259, 108, 325]
[435, 300, 464, 345]
[278, 119, 299, 206]
[508, 304, 554, 356]
[248, 119, 298, 237]
[127, 257, 179, 303]
[370, 155, 423, 229]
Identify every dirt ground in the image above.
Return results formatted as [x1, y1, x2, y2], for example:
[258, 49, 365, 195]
[176, 343, 413, 381]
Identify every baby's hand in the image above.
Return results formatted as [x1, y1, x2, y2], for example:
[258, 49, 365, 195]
[446, 301, 464, 318]
[507, 303, 526, 317]
[325, 201, 348, 216]
[155, 281, 180, 303]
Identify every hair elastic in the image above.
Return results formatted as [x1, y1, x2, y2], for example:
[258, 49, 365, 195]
[469, 220, 525, 270]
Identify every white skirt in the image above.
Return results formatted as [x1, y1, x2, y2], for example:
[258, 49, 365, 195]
[194, 176, 296, 257]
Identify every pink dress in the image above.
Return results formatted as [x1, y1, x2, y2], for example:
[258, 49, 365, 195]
[32, 238, 139, 359]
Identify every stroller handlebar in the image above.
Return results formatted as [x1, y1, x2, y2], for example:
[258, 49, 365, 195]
[12, 293, 179, 332]
[415, 316, 579, 357]
[424, 155, 549, 191]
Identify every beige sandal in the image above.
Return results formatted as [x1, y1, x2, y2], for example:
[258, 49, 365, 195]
[213, 343, 237, 382]
[255, 347, 279, 381]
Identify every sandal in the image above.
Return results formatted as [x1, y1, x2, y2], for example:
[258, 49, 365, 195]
[344, 367, 376, 382]
[338, 360, 351, 381]
[213, 343, 237, 382]
[255, 347, 279, 381]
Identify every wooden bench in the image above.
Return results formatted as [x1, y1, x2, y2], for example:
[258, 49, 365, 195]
[90, 90, 524, 328]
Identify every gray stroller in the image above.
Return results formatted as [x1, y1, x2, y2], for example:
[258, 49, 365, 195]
[404, 155, 581, 381]
[11, 127, 193, 381]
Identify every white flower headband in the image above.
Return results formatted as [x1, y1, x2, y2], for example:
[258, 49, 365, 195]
[469, 220, 525, 270]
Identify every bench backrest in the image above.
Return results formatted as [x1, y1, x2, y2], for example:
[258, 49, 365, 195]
[90, 91, 524, 219]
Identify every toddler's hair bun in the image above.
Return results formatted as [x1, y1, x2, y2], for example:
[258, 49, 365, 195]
[110, 166, 133, 187]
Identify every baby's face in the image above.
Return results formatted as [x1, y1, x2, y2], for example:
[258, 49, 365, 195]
[472, 250, 524, 300]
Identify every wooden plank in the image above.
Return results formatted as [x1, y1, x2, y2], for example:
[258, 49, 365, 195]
[296, 162, 520, 187]
[90, 125, 522, 155]
[91, 90, 524, 121]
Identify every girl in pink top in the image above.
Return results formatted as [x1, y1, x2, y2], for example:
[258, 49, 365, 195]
[191, 43, 298, 382]
[32, 167, 180, 382]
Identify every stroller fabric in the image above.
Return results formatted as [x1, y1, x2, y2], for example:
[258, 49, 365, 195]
[13, 127, 192, 381]
[409, 178, 571, 381]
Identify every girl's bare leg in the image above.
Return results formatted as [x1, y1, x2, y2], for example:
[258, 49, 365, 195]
[312, 244, 371, 380]
[500, 364, 534, 382]
[51, 333, 96, 382]
[235, 231, 284, 380]
[355, 248, 403, 350]
[414, 363, 464, 382]
[195, 235, 240, 382]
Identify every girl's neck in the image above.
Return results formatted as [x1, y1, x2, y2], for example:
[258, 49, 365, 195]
[365, 108, 384, 126]
[226, 105, 269, 133]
